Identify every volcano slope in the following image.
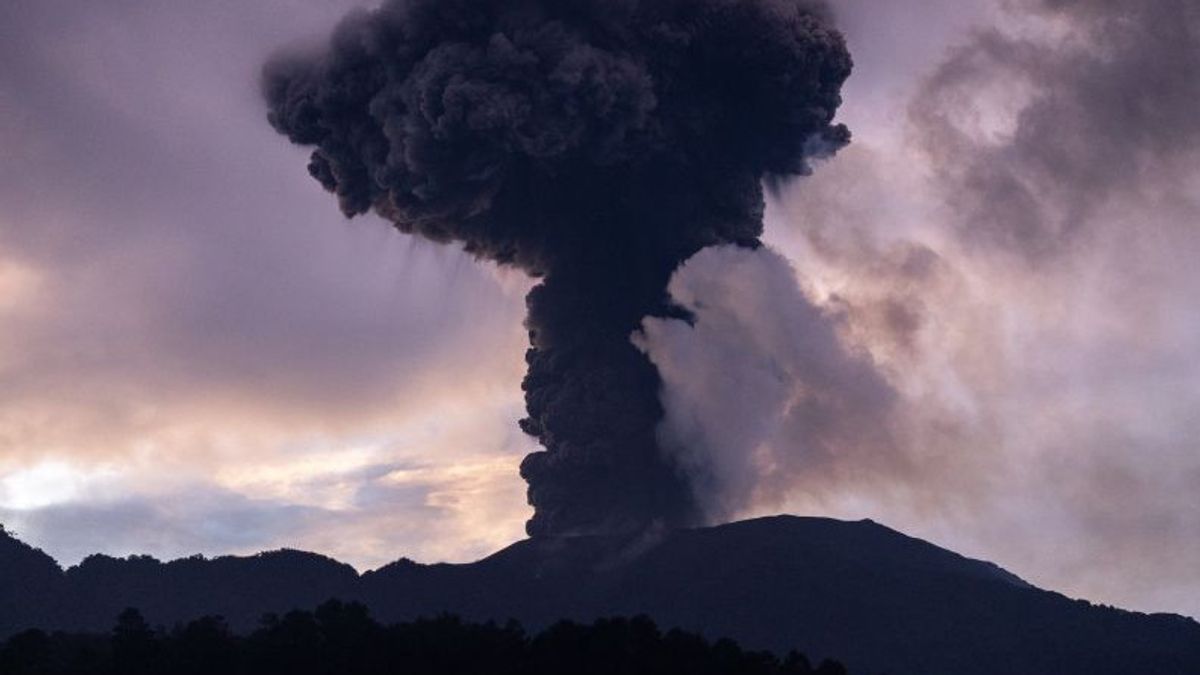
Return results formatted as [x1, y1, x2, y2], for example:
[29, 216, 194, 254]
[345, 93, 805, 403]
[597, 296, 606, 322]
[3, 516, 1198, 675]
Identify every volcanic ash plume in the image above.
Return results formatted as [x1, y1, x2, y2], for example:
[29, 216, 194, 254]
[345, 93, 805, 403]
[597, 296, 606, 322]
[263, 0, 852, 536]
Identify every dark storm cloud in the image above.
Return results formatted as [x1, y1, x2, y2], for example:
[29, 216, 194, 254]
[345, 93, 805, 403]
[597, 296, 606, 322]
[910, 0, 1200, 260]
[263, 0, 853, 536]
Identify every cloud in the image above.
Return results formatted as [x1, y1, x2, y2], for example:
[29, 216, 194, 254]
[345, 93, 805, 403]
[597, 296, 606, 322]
[0, 0, 533, 458]
[1, 443, 528, 571]
[0, 0, 532, 567]
[741, 0, 1200, 618]
[910, 0, 1200, 260]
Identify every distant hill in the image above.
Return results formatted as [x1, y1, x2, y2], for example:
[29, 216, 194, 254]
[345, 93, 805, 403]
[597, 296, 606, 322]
[0, 524, 62, 637]
[3, 516, 1198, 675]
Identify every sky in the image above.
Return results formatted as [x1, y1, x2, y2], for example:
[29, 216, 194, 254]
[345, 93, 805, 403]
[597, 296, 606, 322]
[1, 0, 1198, 618]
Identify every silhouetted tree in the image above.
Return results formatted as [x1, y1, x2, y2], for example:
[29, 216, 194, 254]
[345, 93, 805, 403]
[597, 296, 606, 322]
[0, 628, 51, 674]
[166, 615, 235, 675]
[111, 608, 157, 675]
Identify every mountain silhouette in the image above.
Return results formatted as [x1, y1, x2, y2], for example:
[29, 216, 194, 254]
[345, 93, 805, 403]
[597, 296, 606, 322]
[2, 516, 1198, 675]
[0, 524, 61, 637]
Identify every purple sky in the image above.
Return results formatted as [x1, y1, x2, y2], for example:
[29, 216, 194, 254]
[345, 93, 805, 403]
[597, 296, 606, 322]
[1, 0, 1198, 618]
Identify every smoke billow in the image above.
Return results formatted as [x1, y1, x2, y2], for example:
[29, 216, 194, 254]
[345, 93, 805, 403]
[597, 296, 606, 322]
[262, 0, 851, 536]
[635, 245, 899, 523]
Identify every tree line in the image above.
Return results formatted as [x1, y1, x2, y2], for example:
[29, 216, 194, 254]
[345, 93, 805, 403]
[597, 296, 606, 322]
[0, 601, 850, 675]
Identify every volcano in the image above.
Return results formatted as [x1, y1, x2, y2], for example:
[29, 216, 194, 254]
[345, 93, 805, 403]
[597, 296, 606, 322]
[2, 516, 1198, 675]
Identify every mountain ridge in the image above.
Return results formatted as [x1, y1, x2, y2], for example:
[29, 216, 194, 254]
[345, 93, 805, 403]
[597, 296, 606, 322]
[3, 515, 1198, 675]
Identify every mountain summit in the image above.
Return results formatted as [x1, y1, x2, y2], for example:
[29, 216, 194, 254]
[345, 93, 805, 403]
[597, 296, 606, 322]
[3, 516, 1198, 675]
